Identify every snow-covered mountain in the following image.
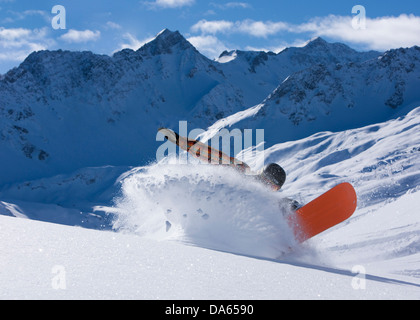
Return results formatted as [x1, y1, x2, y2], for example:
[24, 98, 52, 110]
[200, 45, 420, 146]
[206, 36, 380, 122]
[0, 29, 418, 185]
[1, 29, 419, 187]
[0, 29, 225, 185]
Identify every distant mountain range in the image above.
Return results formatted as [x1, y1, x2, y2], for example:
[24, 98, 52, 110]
[1, 28, 419, 185]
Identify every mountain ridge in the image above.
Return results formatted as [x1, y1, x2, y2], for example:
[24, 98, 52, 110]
[202, 44, 420, 146]
[1, 29, 419, 186]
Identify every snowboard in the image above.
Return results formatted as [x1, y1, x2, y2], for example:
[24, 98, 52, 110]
[158, 127, 286, 190]
[289, 182, 357, 242]
[158, 127, 250, 172]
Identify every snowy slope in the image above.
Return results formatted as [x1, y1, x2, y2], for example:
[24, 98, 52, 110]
[1, 107, 420, 299]
[250, 106, 420, 284]
[0, 213, 419, 300]
[246, 106, 420, 204]
[0, 165, 129, 229]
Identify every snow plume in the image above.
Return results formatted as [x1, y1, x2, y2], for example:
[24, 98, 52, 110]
[111, 159, 298, 259]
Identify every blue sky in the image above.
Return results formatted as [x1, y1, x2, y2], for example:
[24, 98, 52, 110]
[0, 0, 420, 73]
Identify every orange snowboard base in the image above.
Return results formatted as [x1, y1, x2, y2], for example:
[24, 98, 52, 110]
[289, 183, 357, 242]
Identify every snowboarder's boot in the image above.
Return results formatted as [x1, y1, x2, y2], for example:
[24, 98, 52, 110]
[284, 198, 302, 211]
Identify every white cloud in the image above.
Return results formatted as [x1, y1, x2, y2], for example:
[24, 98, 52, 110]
[115, 33, 156, 52]
[225, 2, 251, 9]
[296, 14, 420, 51]
[60, 29, 101, 43]
[0, 27, 53, 62]
[210, 2, 251, 10]
[191, 14, 420, 50]
[236, 20, 288, 38]
[105, 21, 122, 30]
[118, 33, 144, 51]
[0, 27, 31, 41]
[191, 19, 288, 38]
[145, 0, 195, 9]
[187, 35, 229, 59]
[191, 20, 234, 34]
[1, 9, 49, 24]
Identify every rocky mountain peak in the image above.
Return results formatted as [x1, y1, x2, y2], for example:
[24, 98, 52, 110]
[137, 28, 196, 56]
[304, 36, 328, 48]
